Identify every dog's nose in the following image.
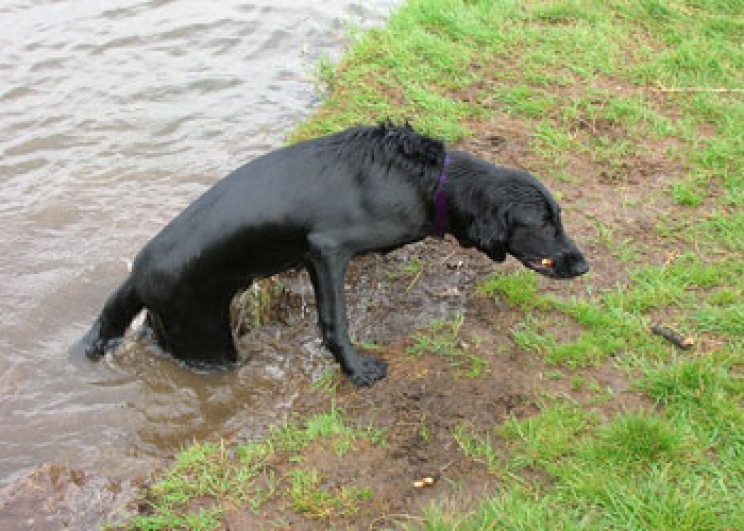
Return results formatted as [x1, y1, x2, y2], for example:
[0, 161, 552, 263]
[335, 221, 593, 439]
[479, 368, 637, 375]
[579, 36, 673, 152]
[565, 253, 589, 277]
[572, 259, 589, 276]
[556, 251, 589, 278]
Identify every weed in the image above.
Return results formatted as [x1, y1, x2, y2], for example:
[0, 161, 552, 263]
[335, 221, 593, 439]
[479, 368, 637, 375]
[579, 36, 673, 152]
[113, 410, 383, 529]
[476, 271, 549, 310]
[499, 403, 596, 471]
[287, 468, 371, 519]
[452, 423, 501, 474]
[671, 182, 704, 206]
[270, 407, 386, 456]
[407, 314, 489, 377]
[312, 369, 343, 395]
[121, 507, 223, 531]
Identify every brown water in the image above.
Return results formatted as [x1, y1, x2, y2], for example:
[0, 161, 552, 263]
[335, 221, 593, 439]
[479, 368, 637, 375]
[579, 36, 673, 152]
[0, 0, 399, 485]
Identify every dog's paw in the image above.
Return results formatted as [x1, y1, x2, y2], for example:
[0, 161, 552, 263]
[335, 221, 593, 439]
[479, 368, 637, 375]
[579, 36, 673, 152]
[85, 338, 107, 360]
[82, 337, 120, 361]
[348, 355, 387, 387]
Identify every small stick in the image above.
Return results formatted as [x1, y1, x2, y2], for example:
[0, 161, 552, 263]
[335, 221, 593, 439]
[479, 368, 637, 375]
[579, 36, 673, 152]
[651, 325, 694, 350]
[439, 250, 458, 264]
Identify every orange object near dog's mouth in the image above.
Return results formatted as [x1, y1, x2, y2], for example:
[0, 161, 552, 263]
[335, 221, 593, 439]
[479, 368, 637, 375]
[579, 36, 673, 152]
[525, 257, 555, 273]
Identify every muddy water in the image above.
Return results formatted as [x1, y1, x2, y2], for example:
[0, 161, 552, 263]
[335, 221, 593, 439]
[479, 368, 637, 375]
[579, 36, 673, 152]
[0, 0, 400, 486]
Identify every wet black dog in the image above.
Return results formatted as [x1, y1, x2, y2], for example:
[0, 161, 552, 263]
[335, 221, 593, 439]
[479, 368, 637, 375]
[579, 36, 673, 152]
[78, 124, 588, 386]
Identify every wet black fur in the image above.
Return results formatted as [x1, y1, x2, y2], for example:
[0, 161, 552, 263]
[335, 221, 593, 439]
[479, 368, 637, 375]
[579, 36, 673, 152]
[76, 123, 588, 386]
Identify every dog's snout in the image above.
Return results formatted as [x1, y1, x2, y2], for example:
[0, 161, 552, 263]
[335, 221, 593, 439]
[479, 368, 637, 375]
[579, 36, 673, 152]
[561, 252, 589, 277]
[571, 257, 589, 276]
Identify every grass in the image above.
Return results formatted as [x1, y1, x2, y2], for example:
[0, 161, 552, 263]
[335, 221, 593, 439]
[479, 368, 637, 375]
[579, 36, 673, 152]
[481, 254, 744, 367]
[407, 314, 490, 377]
[111, 409, 384, 530]
[422, 403, 744, 530]
[286, 468, 372, 519]
[115, 0, 744, 528]
[452, 422, 502, 475]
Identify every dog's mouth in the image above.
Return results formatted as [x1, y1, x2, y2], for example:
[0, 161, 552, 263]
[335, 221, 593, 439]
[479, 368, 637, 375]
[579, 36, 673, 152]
[522, 257, 559, 278]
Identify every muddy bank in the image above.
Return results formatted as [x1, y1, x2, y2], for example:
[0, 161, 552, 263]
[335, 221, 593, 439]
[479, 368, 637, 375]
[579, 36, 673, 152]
[0, 121, 655, 527]
[0, 463, 139, 530]
[113, 237, 647, 530]
[0, 112, 667, 528]
[0, 237, 489, 526]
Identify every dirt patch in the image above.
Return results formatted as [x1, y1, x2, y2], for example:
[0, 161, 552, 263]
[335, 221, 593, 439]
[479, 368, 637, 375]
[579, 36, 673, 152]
[0, 463, 140, 530]
[212, 236, 654, 529]
[459, 89, 693, 288]
[5, 120, 685, 530]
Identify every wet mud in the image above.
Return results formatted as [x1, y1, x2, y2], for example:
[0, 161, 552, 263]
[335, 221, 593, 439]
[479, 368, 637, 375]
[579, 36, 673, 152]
[0, 463, 140, 530]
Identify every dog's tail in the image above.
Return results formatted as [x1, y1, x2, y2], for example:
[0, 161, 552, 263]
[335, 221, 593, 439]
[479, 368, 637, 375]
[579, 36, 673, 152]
[78, 275, 144, 360]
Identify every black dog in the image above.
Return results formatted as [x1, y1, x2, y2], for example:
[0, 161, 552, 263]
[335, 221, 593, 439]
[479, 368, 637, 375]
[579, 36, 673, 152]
[78, 124, 588, 386]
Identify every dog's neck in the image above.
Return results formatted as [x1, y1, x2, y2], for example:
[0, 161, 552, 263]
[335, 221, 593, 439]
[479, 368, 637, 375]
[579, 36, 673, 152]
[436, 152, 509, 260]
[431, 155, 450, 238]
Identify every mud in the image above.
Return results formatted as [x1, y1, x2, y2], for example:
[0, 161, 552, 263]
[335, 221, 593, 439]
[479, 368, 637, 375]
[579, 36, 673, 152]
[216, 241, 649, 531]
[0, 463, 140, 530]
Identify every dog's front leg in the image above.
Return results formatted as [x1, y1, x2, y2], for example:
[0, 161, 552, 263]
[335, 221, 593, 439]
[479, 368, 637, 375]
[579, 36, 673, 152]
[306, 234, 387, 386]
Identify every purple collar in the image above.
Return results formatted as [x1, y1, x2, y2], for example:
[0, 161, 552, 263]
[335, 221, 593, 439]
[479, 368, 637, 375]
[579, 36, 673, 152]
[432, 155, 450, 238]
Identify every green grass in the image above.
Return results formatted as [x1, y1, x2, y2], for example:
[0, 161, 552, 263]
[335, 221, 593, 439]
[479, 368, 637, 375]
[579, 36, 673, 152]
[122, 508, 224, 531]
[452, 422, 502, 475]
[111, 441, 259, 530]
[500, 403, 597, 471]
[407, 314, 490, 377]
[111, 409, 384, 530]
[481, 255, 744, 367]
[422, 403, 744, 530]
[477, 270, 548, 310]
[286, 468, 372, 519]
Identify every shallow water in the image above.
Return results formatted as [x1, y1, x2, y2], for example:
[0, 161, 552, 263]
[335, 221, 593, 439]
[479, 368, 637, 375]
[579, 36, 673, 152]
[0, 0, 398, 484]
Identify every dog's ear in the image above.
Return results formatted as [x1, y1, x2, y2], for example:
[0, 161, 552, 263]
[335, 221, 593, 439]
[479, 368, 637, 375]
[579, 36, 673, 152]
[498, 205, 511, 243]
[467, 203, 510, 261]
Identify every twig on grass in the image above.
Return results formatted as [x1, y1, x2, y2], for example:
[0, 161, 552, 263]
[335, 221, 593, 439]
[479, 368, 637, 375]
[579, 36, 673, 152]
[651, 325, 695, 350]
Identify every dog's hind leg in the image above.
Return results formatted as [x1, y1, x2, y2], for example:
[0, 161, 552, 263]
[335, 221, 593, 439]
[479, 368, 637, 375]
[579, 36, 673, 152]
[145, 310, 170, 352]
[81, 276, 143, 360]
[161, 288, 238, 367]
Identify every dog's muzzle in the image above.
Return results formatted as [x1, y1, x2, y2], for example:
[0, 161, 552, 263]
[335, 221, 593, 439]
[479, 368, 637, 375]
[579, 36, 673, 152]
[522, 251, 589, 279]
[552, 251, 589, 278]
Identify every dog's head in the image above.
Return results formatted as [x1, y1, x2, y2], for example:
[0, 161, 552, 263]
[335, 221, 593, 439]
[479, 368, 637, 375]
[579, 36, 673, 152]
[456, 167, 589, 280]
